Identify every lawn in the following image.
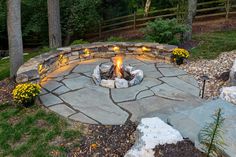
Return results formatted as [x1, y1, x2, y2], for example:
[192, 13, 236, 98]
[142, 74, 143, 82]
[0, 47, 52, 81]
[0, 104, 82, 157]
[190, 29, 236, 60]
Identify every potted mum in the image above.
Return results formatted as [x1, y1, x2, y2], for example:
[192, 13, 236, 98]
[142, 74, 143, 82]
[12, 83, 41, 107]
[171, 48, 190, 65]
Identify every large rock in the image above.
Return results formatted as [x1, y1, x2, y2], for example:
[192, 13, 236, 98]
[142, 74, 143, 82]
[101, 79, 115, 88]
[125, 117, 183, 157]
[230, 59, 236, 85]
[220, 86, 236, 104]
[168, 99, 236, 157]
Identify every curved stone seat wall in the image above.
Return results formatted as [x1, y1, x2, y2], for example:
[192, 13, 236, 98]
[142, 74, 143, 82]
[16, 42, 177, 83]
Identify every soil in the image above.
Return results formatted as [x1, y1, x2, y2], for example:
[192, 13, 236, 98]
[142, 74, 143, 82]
[67, 121, 137, 157]
[0, 78, 15, 104]
[154, 140, 206, 157]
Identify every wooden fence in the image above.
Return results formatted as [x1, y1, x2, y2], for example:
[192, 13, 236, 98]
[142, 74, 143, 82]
[87, 0, 236, 38]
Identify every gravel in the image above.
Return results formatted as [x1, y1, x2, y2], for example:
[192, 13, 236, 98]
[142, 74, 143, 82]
[180, 50, 236, 99]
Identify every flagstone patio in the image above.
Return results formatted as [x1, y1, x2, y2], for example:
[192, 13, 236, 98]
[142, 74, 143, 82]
[39, 56, 202, 125]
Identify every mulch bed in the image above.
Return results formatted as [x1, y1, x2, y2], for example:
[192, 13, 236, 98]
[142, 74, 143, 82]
[0, 78, 15, 104]
[68, 121, 137, 157]
[154, 140, 206, 157]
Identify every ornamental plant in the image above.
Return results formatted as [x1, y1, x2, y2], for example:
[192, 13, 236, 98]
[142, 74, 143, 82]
[12, 83, 41, 105]
[172, 48, 190, 59]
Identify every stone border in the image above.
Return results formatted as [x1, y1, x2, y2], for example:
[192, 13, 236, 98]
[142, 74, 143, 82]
[16, 42, 177, 83]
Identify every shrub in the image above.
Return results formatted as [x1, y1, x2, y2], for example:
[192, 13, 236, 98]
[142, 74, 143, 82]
[142, 18, 188, 45]
[70, 39, 89, 46]
[106, 36, 125, 42]
[199, 108, 226, 157]
[12, 83, 41, 105]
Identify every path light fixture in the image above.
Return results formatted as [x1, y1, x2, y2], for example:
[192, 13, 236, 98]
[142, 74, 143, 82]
[201, 75, 209, 99]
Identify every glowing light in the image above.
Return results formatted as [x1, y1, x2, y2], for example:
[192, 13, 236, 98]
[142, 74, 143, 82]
[84, 48, 90, 55]
[113, 55, 123, 78]
[38, 64, 43, 72]
[142, 46, 151, 52]
[113, 46, 120, 52]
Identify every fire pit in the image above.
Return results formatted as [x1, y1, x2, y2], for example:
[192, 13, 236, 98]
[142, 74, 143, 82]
[92, 55, 144, 88]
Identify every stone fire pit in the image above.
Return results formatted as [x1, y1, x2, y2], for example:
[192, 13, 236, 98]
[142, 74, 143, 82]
[15, 42, 201, 125]
[93, 55, 144, 88]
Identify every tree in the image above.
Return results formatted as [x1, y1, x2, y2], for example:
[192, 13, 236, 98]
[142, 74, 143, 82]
[47, 0, 62, 48]
[7, 0, 23, 77]
[184, 0, 197, 40]
[144, 0, 151, 16]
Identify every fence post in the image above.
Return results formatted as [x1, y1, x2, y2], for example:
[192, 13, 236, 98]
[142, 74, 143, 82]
[225, 0, 230, 20]
[133, 12, 136, 30]
[99, 22, 102, 38]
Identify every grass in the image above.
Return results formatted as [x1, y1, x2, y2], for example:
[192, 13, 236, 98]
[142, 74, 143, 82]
[0, 47, 53, 81]
[190, 29, 236, 60]
[0, 104, 82, 157]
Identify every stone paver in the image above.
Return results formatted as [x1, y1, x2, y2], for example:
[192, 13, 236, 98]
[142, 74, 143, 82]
[39, 57, 202, 125]
[40, 93, 63, 107]
[159, 67, 187, 77]
[41, 80, 62, 92]
[111, 85, 148, 102]
[177, 75, 199, 88]
[69, 112, 98, 124]
[49, 104, 76, 117]
[62, 76, 93, 90]
[141, 77, 162, 88]
[136, 90, 154, 100]
[168, 99, 236, 157]
[160, 77, 200, 97]
[60, 86, 129, 125]
[53, 86, 70, 95]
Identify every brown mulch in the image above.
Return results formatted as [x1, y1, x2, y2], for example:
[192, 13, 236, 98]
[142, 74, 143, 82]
[154, 140, 206, 157]
[68, 121, 137, 157]
[0, 78, 15, 104]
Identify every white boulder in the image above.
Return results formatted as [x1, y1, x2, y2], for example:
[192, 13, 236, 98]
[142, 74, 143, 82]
[92, 65, 101, 85]
[220, 86, 236, 104]
[125, 117, 183, 157]
[230, 59, 236, 85]
[100, 79, 115, 88]
[115, 78, 129, 88]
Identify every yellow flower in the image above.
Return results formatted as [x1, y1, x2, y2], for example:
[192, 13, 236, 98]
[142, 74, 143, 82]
[12, 83, 41, 105]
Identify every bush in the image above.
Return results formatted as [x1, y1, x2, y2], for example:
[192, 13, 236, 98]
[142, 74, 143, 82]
[12, 83, 41, 105]
[70, 39, 89, 46]
[106, 36, 125, 42]
[142, 18, 188, 45]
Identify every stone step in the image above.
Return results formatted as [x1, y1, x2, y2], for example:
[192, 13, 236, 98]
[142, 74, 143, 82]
[167, 98, 236, 157]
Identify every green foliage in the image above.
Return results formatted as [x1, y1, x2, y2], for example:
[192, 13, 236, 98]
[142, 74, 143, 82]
[106, 36, 125, 42]
[142, 18, 188, 45]
[0, 104, 82, 157]
[199, 108, 226, 157]
[70, 39, 89, 46]
[60, 0, 102, 38]
[191, 30, 236, 60]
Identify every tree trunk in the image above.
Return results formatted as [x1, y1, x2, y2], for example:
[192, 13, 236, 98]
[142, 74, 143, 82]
[47, 0, 62, 48]
[144, 0, 151, 16]
[184, 0, 197, 41]
[7, 0, 23, 78]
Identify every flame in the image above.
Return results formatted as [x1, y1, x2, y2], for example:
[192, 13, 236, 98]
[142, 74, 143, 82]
[113, 56, 123, 78]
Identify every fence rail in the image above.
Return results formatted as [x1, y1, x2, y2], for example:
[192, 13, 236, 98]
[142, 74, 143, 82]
[87, 0, 236, 38]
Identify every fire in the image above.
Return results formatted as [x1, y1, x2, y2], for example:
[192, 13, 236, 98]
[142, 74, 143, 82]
[113, 56, 123, 78]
